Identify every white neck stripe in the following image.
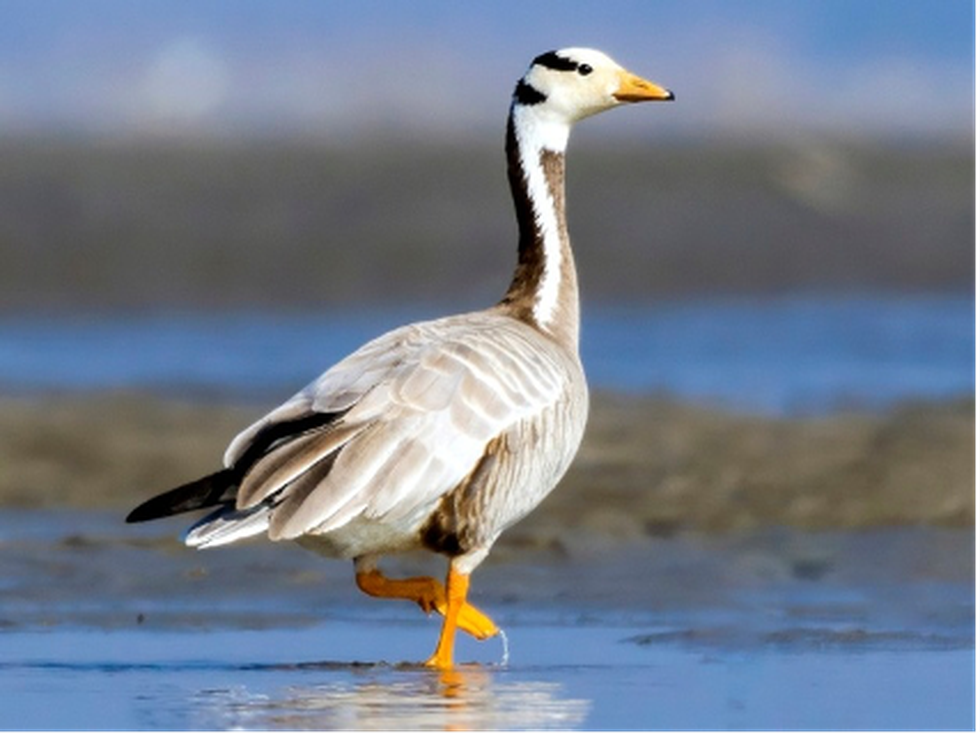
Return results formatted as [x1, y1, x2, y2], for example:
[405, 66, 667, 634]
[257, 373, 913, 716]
[511, 104, 570, 328]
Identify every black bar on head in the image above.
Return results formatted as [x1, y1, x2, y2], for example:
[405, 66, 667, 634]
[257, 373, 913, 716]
[531, 50, 578, 72]
[513, 79, 547, 105]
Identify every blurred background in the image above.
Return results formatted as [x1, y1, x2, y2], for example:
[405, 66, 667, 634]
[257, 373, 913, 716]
[0, 0, 972, 311]
[0, 5, 974, 728]
[0, 0, 973, 515]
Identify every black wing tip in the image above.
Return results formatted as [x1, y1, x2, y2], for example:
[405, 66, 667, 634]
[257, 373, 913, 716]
[125, 501, 165, 524]
[124, 493, 187, 524]
[125, 411, 343, 525]
[125, 468, 237, 524]
[124, 506, 148, 524]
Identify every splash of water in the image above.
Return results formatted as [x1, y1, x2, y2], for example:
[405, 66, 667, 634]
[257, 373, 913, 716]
[498, 627, 510, 668]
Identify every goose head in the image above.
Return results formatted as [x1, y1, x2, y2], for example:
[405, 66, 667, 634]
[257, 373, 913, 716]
[515, 47, 673, 125]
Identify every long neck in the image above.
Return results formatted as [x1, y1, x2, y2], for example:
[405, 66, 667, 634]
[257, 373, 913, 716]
[498, 103, 580, 350]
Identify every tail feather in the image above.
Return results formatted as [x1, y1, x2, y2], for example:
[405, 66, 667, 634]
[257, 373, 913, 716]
[184, 502, 274, 548]
[125, 469, 237, 523]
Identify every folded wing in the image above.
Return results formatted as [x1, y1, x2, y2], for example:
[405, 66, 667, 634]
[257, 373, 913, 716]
[195, 314, 572, 545]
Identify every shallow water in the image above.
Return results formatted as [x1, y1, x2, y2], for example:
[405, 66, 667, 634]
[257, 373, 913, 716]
[4, 623, 973, 730]
[0, 293, 973, 414]
[0, 510, 973, 729]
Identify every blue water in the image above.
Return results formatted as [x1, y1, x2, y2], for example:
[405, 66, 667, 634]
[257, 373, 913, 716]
[0, 293, 972, 414]
[1, 510, 974, 730]
[4, 624, 973, 730]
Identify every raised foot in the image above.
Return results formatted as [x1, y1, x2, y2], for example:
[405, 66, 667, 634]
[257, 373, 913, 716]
[355, 570, 499, 640]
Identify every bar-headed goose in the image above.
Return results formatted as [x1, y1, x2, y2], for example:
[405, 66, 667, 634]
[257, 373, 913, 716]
[127, 48, 673, 669]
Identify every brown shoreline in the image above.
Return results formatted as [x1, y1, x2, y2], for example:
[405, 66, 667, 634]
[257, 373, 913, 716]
[0, 140, 971, 311]
[2, 391, 972, 537]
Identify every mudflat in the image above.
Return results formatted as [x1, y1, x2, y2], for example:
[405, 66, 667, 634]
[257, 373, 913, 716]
[2, 391, 972, 536]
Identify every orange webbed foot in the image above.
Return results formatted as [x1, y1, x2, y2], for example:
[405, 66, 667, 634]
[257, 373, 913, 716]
[424, 566, 478, 670]
[354, 569, 498, 640]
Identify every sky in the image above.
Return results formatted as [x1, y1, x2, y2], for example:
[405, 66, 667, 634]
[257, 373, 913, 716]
[0, 0, 973, 140]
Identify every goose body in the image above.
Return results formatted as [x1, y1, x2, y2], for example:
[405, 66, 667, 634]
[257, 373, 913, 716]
[186, 310, 586, 567]
[127, 48, 672, 668]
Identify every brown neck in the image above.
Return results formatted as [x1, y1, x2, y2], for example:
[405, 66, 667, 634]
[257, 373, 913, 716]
[498, 107, 580, 349]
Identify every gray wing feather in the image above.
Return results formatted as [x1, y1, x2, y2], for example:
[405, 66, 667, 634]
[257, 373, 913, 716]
[217, 313, 577, 543]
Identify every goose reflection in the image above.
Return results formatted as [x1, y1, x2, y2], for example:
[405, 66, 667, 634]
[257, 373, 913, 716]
[191, 664, 590, 730]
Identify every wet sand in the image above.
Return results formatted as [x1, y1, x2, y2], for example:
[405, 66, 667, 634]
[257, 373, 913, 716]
[1, 392, 974, 728]
[0, 391, 973, 534]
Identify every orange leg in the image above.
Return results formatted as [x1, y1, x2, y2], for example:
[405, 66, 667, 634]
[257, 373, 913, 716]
[424, 565, 470, 669]
[354, 568, 498, 641]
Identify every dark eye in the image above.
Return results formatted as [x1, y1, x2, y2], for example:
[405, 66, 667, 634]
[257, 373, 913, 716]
[577, 64, 593, 76]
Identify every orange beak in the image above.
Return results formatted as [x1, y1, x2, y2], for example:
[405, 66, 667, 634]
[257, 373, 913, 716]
[613, 71, 674, 102]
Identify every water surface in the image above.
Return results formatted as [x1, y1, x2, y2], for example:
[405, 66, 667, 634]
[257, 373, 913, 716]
[0, 511, 973, 730]
[0, 293, 972, 413]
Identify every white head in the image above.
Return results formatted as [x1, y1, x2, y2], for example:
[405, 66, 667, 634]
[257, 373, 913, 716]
[505, 49, 673, 330]
[514, 47, 673, 126]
